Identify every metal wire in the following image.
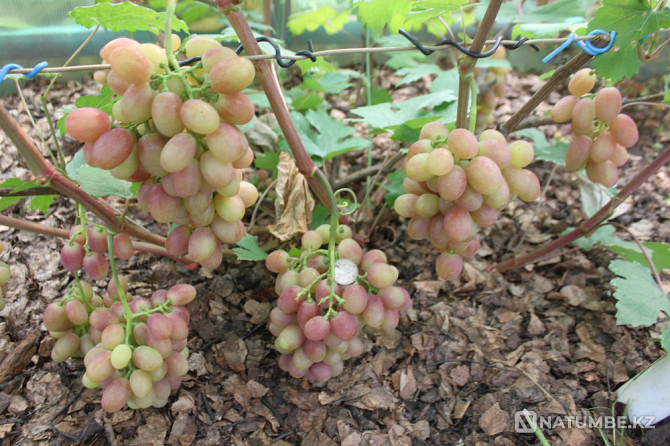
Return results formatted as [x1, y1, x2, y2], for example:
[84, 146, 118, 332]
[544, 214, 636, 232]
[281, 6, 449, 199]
[2, 33, 612, 77]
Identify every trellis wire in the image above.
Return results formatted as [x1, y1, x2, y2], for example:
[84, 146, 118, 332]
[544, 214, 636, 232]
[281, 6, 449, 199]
[2, 33, 610, 79]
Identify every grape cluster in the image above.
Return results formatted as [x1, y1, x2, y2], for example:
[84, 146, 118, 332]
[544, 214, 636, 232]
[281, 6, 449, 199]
[394, 122, 540, 281]
[475, 47, 509, 131]
[45, 280, 195, 412]
[60, 224, 133, 281]
[265, 225, 411, 382]
[551, 68, 639, 187]
[0, 241, 10, 311]
[64, 35, 260, 268]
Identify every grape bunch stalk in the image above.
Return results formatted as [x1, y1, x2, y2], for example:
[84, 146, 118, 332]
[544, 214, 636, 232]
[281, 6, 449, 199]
[551, 68, 639, 187]
[393, 122, 541, 281]
[48, 233, 195, 412]
[64, 34, 261, 270]
[265, 205, 412, 382]
[475, 46, 510, 132]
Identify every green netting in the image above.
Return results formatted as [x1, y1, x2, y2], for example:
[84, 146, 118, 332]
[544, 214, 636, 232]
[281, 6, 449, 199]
[0, 0, 94, 30]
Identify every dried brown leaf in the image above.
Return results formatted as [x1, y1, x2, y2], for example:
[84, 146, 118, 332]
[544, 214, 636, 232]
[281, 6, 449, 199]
[268, 152, 315, 241]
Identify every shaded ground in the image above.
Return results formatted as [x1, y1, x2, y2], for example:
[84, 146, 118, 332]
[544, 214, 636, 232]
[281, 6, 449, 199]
[0, 65, 668, 446]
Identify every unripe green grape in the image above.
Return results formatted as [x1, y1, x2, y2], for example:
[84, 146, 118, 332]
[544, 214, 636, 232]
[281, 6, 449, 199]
[508, 140, 534, 168]
[111, 344, 132, 369]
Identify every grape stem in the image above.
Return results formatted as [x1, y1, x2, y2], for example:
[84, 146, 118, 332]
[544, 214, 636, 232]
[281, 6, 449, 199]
[220, 5, 333, 210]
[491, 145, 670, 272]
[107, 234, 134, 345]
[455, 0, 503, 129]
[314, 169, 340, 319]
[164, 0, 194, 99]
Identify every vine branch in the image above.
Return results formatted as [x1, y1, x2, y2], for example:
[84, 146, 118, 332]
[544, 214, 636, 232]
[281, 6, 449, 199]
[220, 6, 332, 210]
[0, 103, 166, 247]
[491, 145, 670, 272]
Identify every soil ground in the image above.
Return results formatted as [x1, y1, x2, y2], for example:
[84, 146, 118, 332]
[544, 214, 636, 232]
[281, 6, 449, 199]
[0, 63, 668, 446]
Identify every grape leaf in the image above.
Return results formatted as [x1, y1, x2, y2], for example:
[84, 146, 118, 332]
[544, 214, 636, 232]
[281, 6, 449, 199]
[310, 204, 331, 230]
[233, 234, 268, 261]
[494, 0, 586, 24]
[610, 259, 670, 327]
[576, 225, 670, 271]
[70, 2, 188, 33]
[0, 178, 56, 214]
[395, 64, 443, 87]
[401, 0, 465, 30]
[350, 90, 457, 131]
[278, 110, 370, 166]
[66, 151, 134, 198]
[75, 85, 116, 115]
[382, 170, 406, 207]
[288, 7, 349, 35]
[588, 0, 670, 81]
[29, 195, 56, 214]
[291, 93, 324, 112]
[353, 0, 414, 34]
[662, 325, 670, 352]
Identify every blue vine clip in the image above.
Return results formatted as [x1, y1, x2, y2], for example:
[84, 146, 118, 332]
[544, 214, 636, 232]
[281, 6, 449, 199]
[542, 30, 617, 63]
[0, 61, 49, 84]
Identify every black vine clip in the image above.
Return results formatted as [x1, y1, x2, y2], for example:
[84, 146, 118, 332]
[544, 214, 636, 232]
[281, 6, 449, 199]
[399, 29, 538, 58]
[236, 37, 317, 68]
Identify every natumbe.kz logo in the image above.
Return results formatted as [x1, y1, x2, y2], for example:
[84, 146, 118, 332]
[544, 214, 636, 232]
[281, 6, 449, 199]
[514, 409, 656, 433]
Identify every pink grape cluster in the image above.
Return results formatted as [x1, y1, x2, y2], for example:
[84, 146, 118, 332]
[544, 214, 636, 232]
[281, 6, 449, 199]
[45, 280, 195, 412]
[0, 241, 10, 311]
[394, 122, 541, 281]
[64, 35, 260, 269]
[265, 225, 411, 382]
[475, 46, 510, 131]
[60, 224, 133, 282]
[551, 68, 639, 187]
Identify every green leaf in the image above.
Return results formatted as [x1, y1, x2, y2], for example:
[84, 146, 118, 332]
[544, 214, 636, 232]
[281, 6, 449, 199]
[320, 71, 361, 95]
[0, 178, 56, 214]
[278, 110, 370, 166]
[513, 128, 568, 165]
[254, 152, 280, 179]
[661, 325, 670, 352]
[75, 85, 116, 115]
[512, 21, 586, 39]
[29, 195, 56, 214]
[353, 0, 414, 34]
[70, 2, 188, 33]
[66, 151, 134, 198]
[310, 204, 331, 230]
[589, 0, 670, 81]
[350, 90, 457, 131]
[610, 259, 669, 326]
[291, 92, 324, 111]
[402, 0, 466, 30]
[395, 63, 442, 86]
[0, 196, 23, 213]
[370, 86, 393, 105]
[383, 170, 405, 207]
[233, 234, 268, 261]
[288, 7, 349, 35]
[429, 68, 460, 94]
[495, 0, 586, 24]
